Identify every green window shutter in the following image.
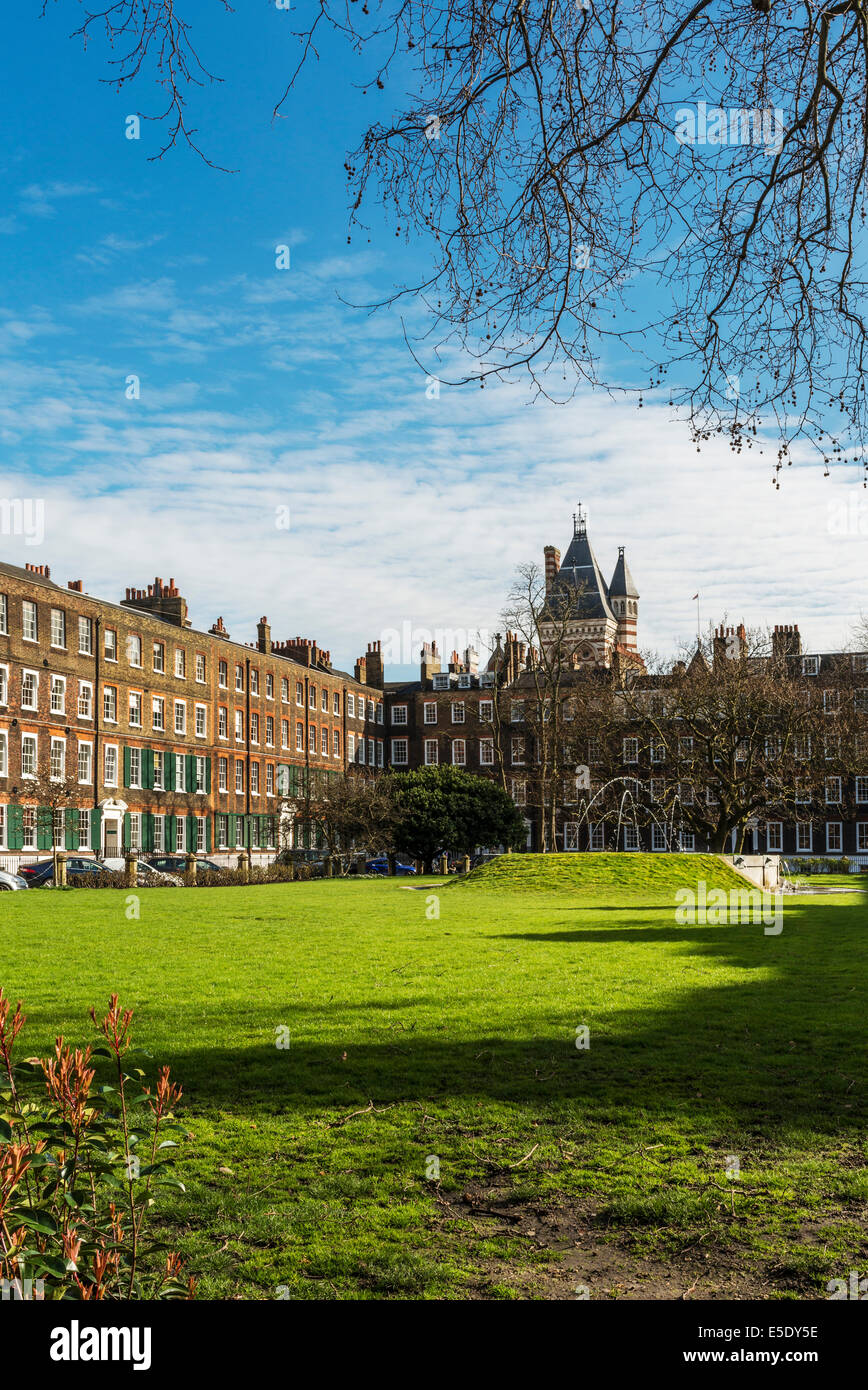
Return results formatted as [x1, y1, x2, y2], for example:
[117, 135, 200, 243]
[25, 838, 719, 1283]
[143, 812, 154, 852]
[123, 812, 131, 849]
[186, 754, 195, 794]
[166, 751, 175, 789]
[123, 746, 131, 789]
[166, 813, 176, 855]
[36, 808, 52, 852]
[205, 817, 212, 853]
[227, 813, 235, 847]
[7, 805, 24, 850]
[65, 807, 78, 851]
[185, 815, 195, 853]
[144, 748, 154, 790]
[91, 807, 103, 855]
[205, 757, 212, 793]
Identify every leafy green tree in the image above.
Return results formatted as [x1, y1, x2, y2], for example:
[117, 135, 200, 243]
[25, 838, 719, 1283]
[388, 767, 525, 872]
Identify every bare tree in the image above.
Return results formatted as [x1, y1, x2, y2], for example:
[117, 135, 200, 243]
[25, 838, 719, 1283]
[12, 770, 82, 881]
[48, 0, 868, 469]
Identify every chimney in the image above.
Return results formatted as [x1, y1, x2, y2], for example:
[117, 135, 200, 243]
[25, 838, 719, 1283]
[209, 616, 230, 638]
[772, 623, 802, 662]
[420, 640, 441, 685]
[121, 576, 190, 628]
[464, 646, 479, 676]
[544, 545, 561, 595]
[354, 652, 367, 684]
[447, 648, 463, 675]
[257, 617, 271, 654]
[67, 580, 83, 592]
[713, 623, 746, 667]
[364, 640, 384, 689]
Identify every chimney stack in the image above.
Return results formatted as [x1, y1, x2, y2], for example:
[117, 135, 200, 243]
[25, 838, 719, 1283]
[544, 545, 561, 595]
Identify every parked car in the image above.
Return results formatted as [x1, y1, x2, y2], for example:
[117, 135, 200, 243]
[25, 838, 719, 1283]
[144, 856, 223, 876]
[134, 861, 183, 887]
[0, 869, 29, 891]
[16, 858, 121, 887]
[365, 856, 417, 876]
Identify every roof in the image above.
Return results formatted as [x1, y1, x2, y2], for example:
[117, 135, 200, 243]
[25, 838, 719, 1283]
[609, 548, 639, 599]
[550, 519, 615, 622]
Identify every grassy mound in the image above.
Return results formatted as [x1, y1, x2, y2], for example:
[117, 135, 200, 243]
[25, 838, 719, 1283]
[459, 851, 750, 894]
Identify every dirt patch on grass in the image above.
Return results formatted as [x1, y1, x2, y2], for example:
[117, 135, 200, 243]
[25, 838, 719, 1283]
[435, 1180, 820, 1300]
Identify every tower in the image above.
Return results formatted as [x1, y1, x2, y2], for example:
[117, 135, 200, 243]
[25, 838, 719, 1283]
[608, 546, 640, 654]
[541, 505, 620, 668]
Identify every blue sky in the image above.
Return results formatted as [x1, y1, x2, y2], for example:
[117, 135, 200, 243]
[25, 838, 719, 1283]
[0, 2, 865, 672]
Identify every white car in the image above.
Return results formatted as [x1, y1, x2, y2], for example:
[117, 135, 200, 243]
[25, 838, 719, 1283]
[0, 869, 29, 891]
[134, 861, 183, 887]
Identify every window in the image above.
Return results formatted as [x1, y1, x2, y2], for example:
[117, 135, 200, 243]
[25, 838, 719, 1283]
[127, 813, 141, 851]
[0, 594, 6, 635]
[858, 823, 868, 853]
[623, 737, 639, 764]
[297, 681, 304, 707]
[321, 689, 328, 713]
[78, 681, 93, 719]
[367, 701, 375, 722]
[22, 807, 36, 850]
[176, 819, 185, 853]
[0, 666, 6, 706]
[236, 665, 244, 692]
[50, 676, 65, 715]
[104, 745, 118, 786]
[196, 654, 206, 683]
[679, 781, 694, 806]
[564, 823, 580, 852]
[175, 757, 185, 793]
[347, 693, 355, 717]
[22, 600, 38, 642]
[218, 707, 228, 739]
[309, 685, 316, 710]
[218, 756, 228, 792]
[856, 776, 868, 804]
[511, 737, 525, 766]
[129, 691, 142, 726]
[251, 762, 260, 795]
[391, 738, 408, 765]
[195, 704, 207, 738]
[49, 737, 65, 781]
[823, 689, 840, 714]
[511, 778, 526, 806]
[195, 756, 207, 793]
[296, 724, 304, 752]
[510, 702, 524, 723]
[802, 655, 820, 676]
[332, 691, 339, 716]
[78, 809, 90, 852]
[589, 824, 605, 851]
[479, 738, 494, 765]
[174, 700, 186, 735]
[127, 633, 142, 667]
[794, 735, 811, 760]
[154, 815, 165, 852]
[216, 814, 227, 849]
[266, 763, 274, 796]
[219, 660, 228, 687]
[766, 822, 783, 852]
[424, 739, 438, 765]
[452, 702, 465, 724]
[826, 822, 842, 853]
[103, 686, 117, 722]
[104, 628, 117, 661]
[423, 702, 437, 726]
[623, 825, 640, 851]
[152, 697, 165, 731]
[281, 678, 289, 702]
[50, 608, 66, 648]
[452, 739, 466, 766]
[22, 670, 38, 710]
[651, 825, 667, 852]
[251, 669, 259, 696]
[0, 731, 7, 776]
[235, 761, 244, 793]
[650, 740, 666, 764]
[796, 823, 812, 853]
[129, 747, 141, 788]
[308, 726, 316, 754]
[825, 777, 842, 804]
[479, 699, 493, 722]
[175, 649, 186, 679]
[196, 819, 206, 853]
[678, 830, 696, 852]
[153, 751, 164, 790]
[678, 737, 694, 759]
[153, 641, 165, 673]
[281, 719, 289, 749]
[649, 778, 664, 803]
[347, 733, 355, 759]
[333, 729, 340, 757]
[321, 727, 328, 755]
[250, 712, 259, 743]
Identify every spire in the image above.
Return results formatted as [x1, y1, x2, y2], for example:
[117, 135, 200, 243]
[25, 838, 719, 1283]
[552, 505, 615, 621]
[609, 545, 639, 600]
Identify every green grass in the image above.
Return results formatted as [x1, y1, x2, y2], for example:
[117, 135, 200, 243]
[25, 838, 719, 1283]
[1, 856, 865, 1300]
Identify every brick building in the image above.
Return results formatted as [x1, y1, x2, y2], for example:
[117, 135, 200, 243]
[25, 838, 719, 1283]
[0, 562, 385, 868]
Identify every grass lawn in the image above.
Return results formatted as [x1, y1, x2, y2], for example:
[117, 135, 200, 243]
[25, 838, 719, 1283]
[1, 854, 865, 1300]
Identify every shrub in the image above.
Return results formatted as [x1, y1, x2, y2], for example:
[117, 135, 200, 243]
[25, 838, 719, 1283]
[0, 989, 193, 1300]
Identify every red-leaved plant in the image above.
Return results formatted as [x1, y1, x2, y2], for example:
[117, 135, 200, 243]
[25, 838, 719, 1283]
[0, 989, 193, 1299]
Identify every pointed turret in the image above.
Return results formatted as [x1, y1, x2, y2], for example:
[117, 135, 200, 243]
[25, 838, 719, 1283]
[550, 505, 615, 622]
[608, 545, 640, 653]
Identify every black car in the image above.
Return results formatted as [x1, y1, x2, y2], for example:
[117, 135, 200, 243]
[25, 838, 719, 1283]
[17, 858, 120, 887]
[145, 855, 223, 876]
